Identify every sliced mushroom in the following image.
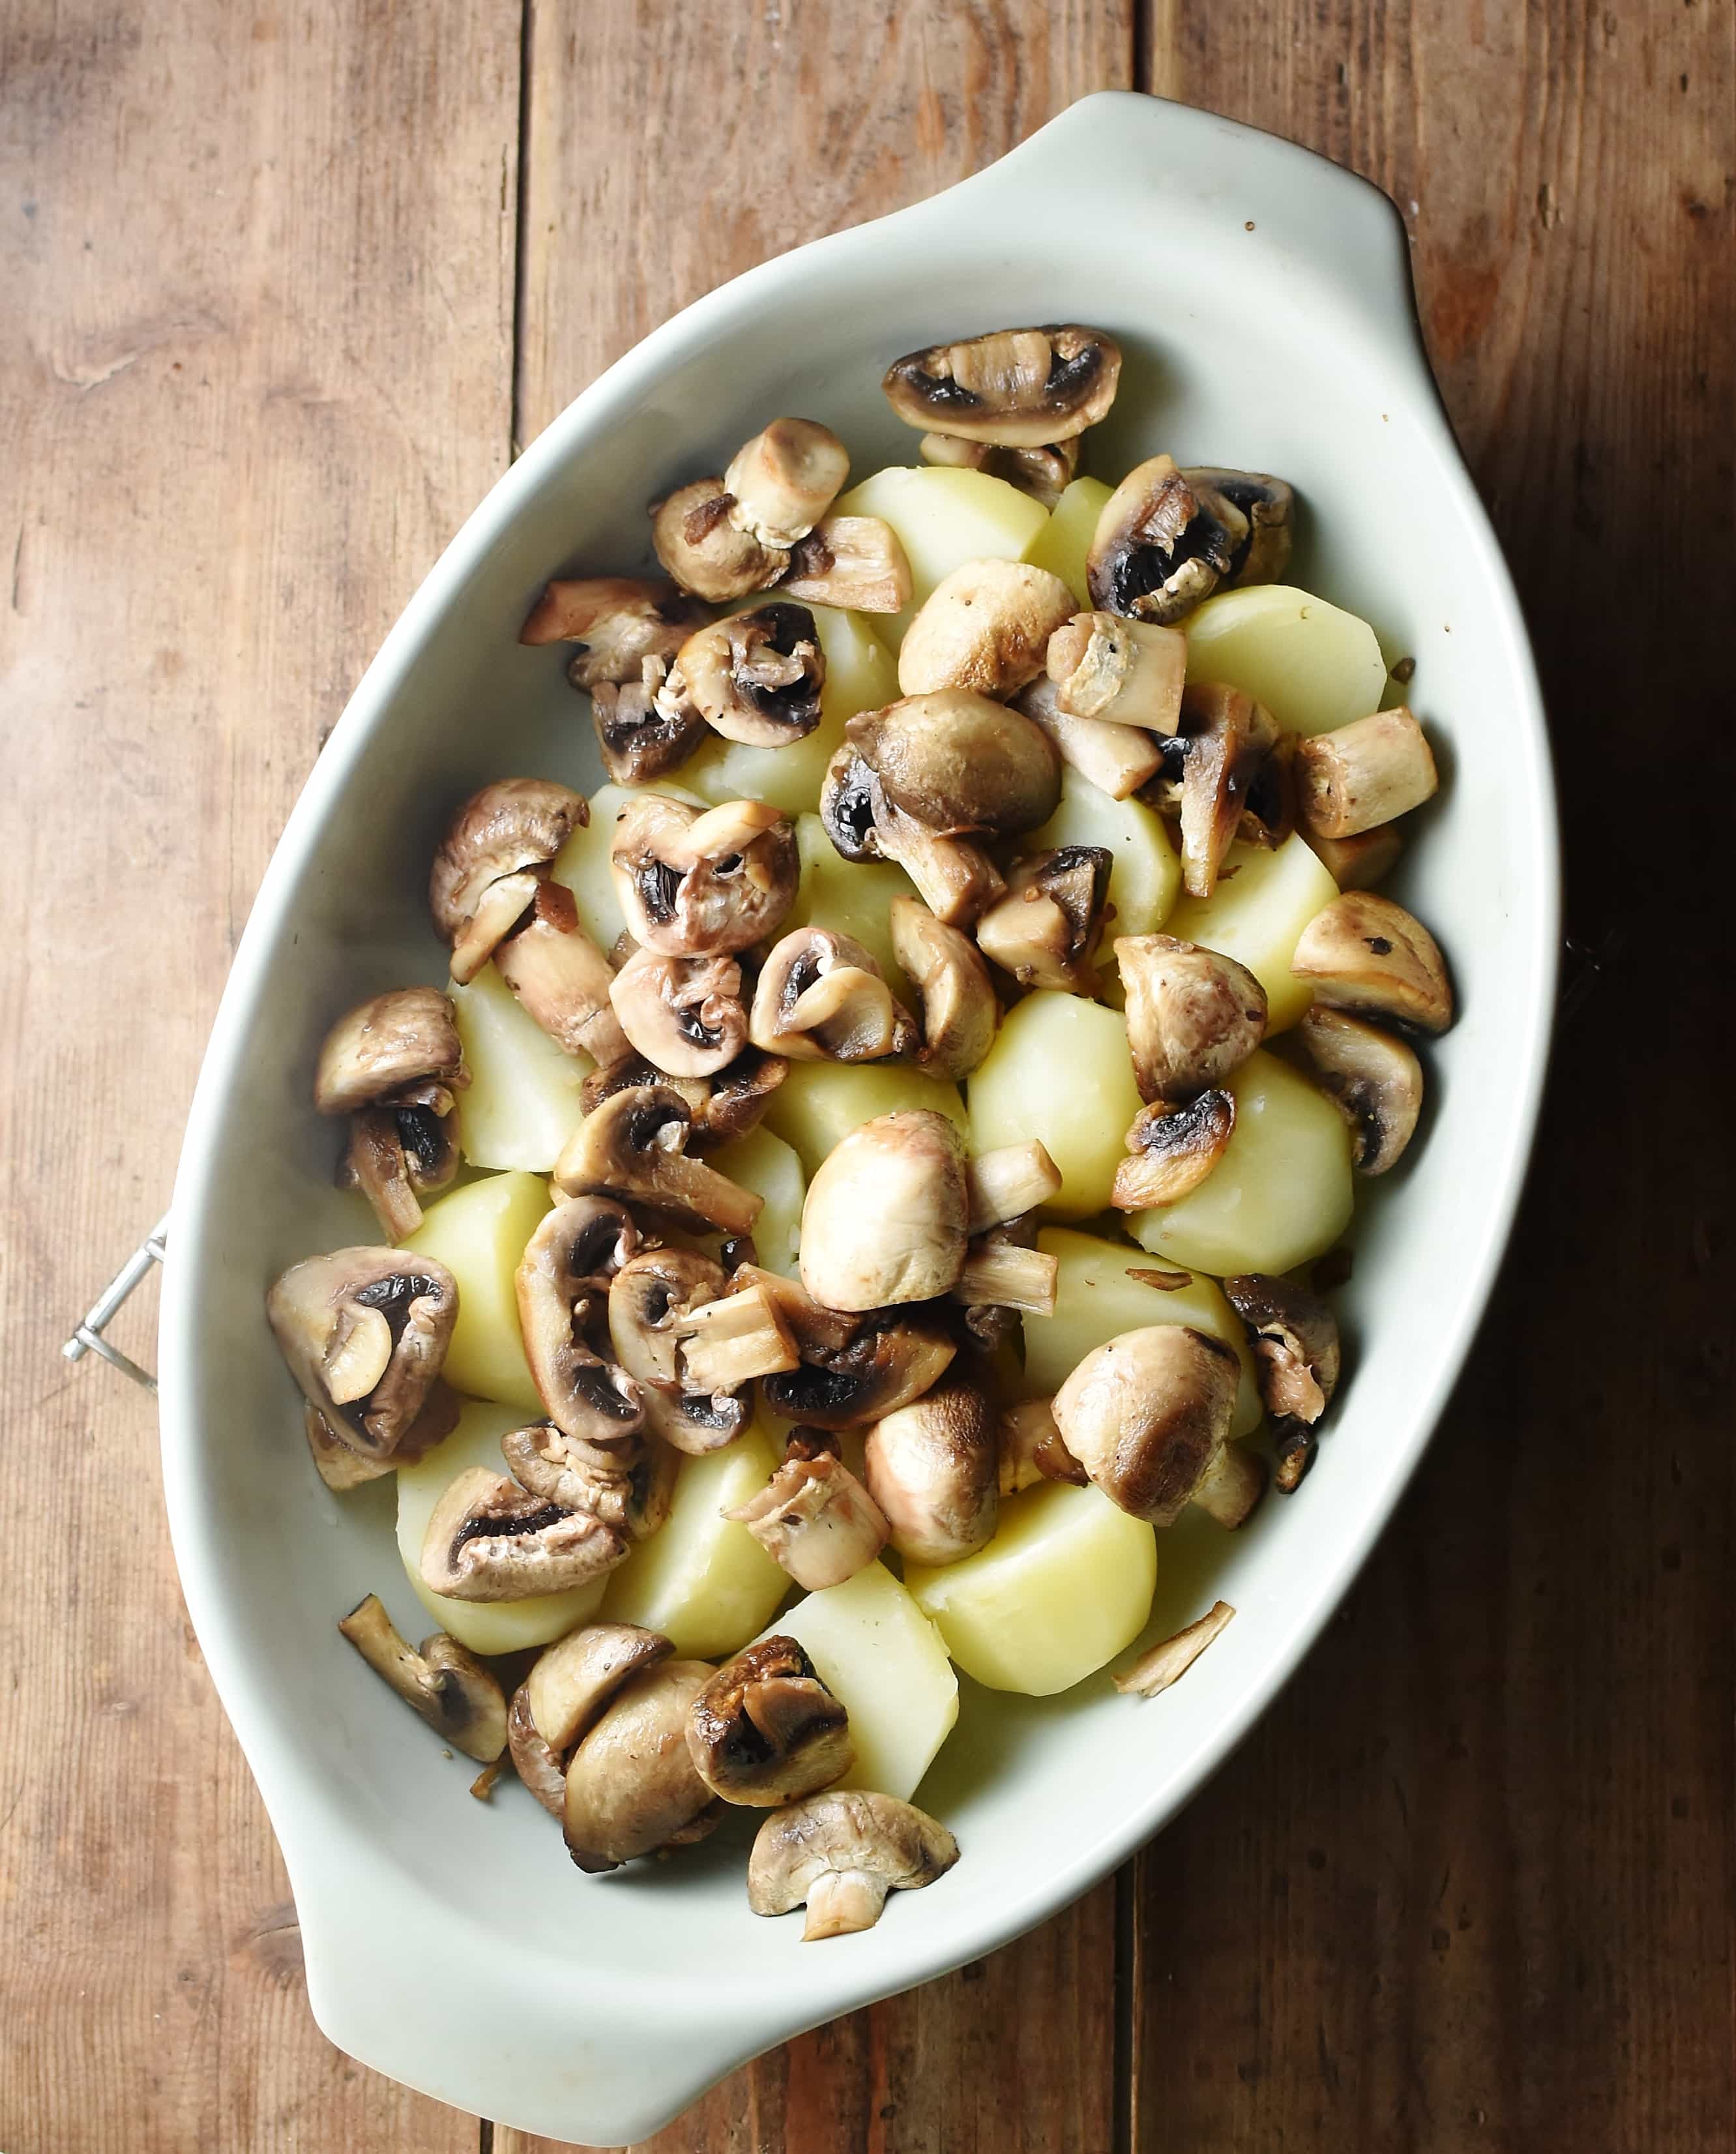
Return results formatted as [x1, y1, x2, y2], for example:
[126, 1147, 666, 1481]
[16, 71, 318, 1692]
[1087, 456, 1249, 625]
[589, 661, 710, 785]
[896, 559, 1077, 700]
[515, 1195, 644, 1445]
[267, 1248, 457, 1459]
[650, 477, 787, 601]
[1290, 892, 1454, 1033]
[428, 778, 587, 984]
[337, 1595, 507, 1762]
[1295, 705, 1437, 841]
[1014, 675, 1166, 802]
[608, 945, 748, 1078]
[965, 1140, 1063, 1232]
[1306, 823, 1407, 891]
[919, 430, 1080, 510]
[1046, 610, 1186, 734]
[724, 419, 851, 550]
[1293, 1005, 1424, 1173]
[949, 1230, 1059, 1317]
[996, 1396, 1087, 1494]
[610, 793, 799, 956]
[1114, 1599, 1237, 1698]
[506, 1621, 673, 1816]
[419, 1465, 627, 1601]
[563, 1658, 719, 1870]
[608, 1246, 754, 1453]
[750, 927, 915, 1063]
[847, 690, 1062, 836]
[557, 1084, 763, 1235]
[748, 1789, 960, 1939]
[1111, 1091, 1236, 1208]
[861, 1377, 998, 1564]
[493, 881, 631, 1069]
[887, 896, 999, 1080]
[883, 325, 1121, 447]
[798, 1109, 968, 1311]
[1117, 933, 1268, 1103]
[1177, 468, 1295, 587]
[1221, 1274, 1342, 1482]
[580, 1048, 788, 1151]
[819, 747, 1005, 927]
[782, 514, 913, 613]
[745, 1265, 958, 1430]
[1051, 1325, 1265, 1528]
[316, 988, 469, 1241]
[671, 603, 827, 748]
[1170, 683, 1282, 899]
[724, 1439, 890, 1589]
[686, 1637, 853, 1807]
[518, 574, 702, 684]
[975, 846, 1113, 994]
[501, 1421, 677, 1540]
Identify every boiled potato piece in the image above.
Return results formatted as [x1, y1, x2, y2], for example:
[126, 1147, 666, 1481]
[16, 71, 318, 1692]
[450, 961, 587, 1172]
[1164, 831, 1338, 1033]
[402, 1170, 550, 1410]
[600, 1419, 789, 1658]
[967, 993, 1143, 1218]
[782, 813, 917, 995]
[769, 1561, 958, 1802]
[906, 1480, 1156, 1696]
[1021, 475, 1113, 606]
[396, 1398, 606, 1655]
[1031, 767, 1179, 946]
[548, 779, 703, 954]
[709, 1124, 804, 1278]
[1025, 1228, 1261, 1438]
[1184, 584, 1387, 737]
[765, 1057, 967, 1178]
[833, 465, 1048, 634]
[1130, 1048, 1353, 1275]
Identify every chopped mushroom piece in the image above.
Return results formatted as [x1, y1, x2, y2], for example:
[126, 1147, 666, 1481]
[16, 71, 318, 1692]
[782, 514, 913, 613]
[724, 1439, 890, 1589]
[750, 928, 915, 1063]
[651, 477, 787, 600]
[1177, 468, 1295, 587]
[1290, 891, 1455, 1033]
[1110, 1091, 1236, 1208]
[862, 1377, 999, 1564]
[896, 559, 1076, 700]
[996, 1396, 1087, 1494]
[1222, 1274, 1342, 1490]
[579, 1049, 788, 1151]
[975, 846, 1113, 994]
[1235, 728, 1298, 851]
[518, 574, 701, 683]
[743, 1265, 958, 1430]
[1117, 933, 1268, 1104]
[589, 662, 709, 786]
[608, 1246, 754, 1453]
[1087, 456, 1249, 625]
[515, 1195, 645, 1445]
[556, 1084, 764, 1236]
[1295, 706, 1438, 840]
[888, 896, 999, 1080]
[610, 794, 799, 956]
[1306, 823, 1407, 892]
[305, 1403, 396, 1489]
[965, 1139, 1063, 1232]
[316, 988, 469, 1242]
[747, 1790, 960, 1940]
[1114, 1599, 1237, 1698]
[919, 430, 1080, 510]
[608, 945, 748, 1078]
[493, 881, 632, 1069]
[563, 1658, 720, 1870]
[671, 604, 827, 748]
[267, 1248, 458, 1460]
[1014, 675, 1166, 802]
[428, 778, 588, 984]
[798, 1110, 969, 1311]
[724, 419, 851, 549]
[501, 1421, 677, 1541]
[1293, 1005, 1424, 1173]
[820, 747, 1005, 927]
[337, 1595, 507, 1763]
[883, 325, 1121, 447]
[949, 1230, 1058, 1318]
[1172, 683, 1282, 899]
[1045, 611, 1187, 734]
[419, 1465, 628, 1601]
[846, 691, 1062, 837]
[686, 1637, 854, 1807]
[507, 1621, 673, 1816]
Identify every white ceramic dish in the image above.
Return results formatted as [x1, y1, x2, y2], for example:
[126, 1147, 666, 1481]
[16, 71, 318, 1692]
[160, 92, 1556, 2146]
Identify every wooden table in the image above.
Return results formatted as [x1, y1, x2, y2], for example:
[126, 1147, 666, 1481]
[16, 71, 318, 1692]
[5, 3, 1729, 2147]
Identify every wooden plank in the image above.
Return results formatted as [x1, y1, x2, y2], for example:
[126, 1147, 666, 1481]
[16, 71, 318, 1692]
[1132, 5, 1735, 2149]
[0, 3, 518, 2147]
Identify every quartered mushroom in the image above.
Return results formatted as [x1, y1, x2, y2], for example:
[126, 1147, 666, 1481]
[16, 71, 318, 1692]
[748, 1789, 960, 1940]
[686, 1637, 854, 1807]
[1045, 610, 1187, 734]
[743, 1265, 958, 1430]
[882, 324, 1122, 447]
[1295, 705, 1438, 840]
[1015, 675, 1166, 802]
[724, 418, 851, 550]
[850, 690, 1063, 839]
[492, 879, 631, 1069]
[589, 664, 710, 786]
[1235, 727, 1297, 851]
[1170, 683, 1284, 899]
[1087, 456, 1249, 625]
[798, 1109, 969, 1311]
[1293, 1005, 1424, 1173]
[782, 514, 913, 613]
[1111, 1091, 1237, 1208]
[1306, 823, 1407, 892]
[975, 845, 1113, 994]
[608, 946, 748, 1078]
[608, 1246, 785, 1452]
[1116, 933, 1268, 1102]
[1052, 1324, 1266, 1529]
[1290, 891, 1455, 1033]
[419, 1464, 628, 1601]
[518, 574, 703, 686]
[724, 1431, 890, 1589]
[506, 1620, 672, 1816]
[1178, 467, 1295, 587]
[315, 986, 468, 1241]
[896, 559, 1076, 700]
[580, 1048, 789, 1151]
[515, 1195, 645, 1445]
[563, 1657, 720, 1871]
[862, 1376, 999, 1563]
[965, 1139, 1063, 1231]
[337, 1595, 507, 1762]
[610, 793, 799, 956]
[650, 477, 787, 601]
[669, 603, 827, 748]
[267, 1248, 458, 1460]
[557, 1084, 763, 1237]
[887, 896, 999, 1080]
[819, 746, 1005, 928]
[996, 1396, 1087, 1495]
[1222, 1274, 1342, 1492]
[749, 927, 915, 1063]
[428, 778, 589, 985]
[501, 1420, 677, 1542]
[919, 430, 1080, 510]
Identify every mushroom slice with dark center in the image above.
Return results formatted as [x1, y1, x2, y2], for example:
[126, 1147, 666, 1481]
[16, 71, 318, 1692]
[1222, 1273, 1342, 1464]
[579, 1048, 788, 1151]
[862, 1377, 999, 1563]
[1015, 675, 1166, 803]
[1295, 705, 1438, 840]
[340, 1096, 458, 1245]
[1171, 683, 1281, 899]
[1111, 1092, 1237, 1208]
[563, 1658, 720, 1872]
[743, 1265, 958, 1430]
[919, 430, 1080, 510]
[501, 1421, 679, 1541]
[819, 747, 1005, 929]
[948, 1227, 1059, 1318]
[748, 1789, 960, 1940]
[975, 846, 1113, 994]
[896, 561, 1077, 700]
[782, 514, 913, 613]
[305, 1379, 457, 1490]
[608, 1246, 754, 1453]
[419, 1465, 628, 1601]
[1087, 456, 1250, 626]
[996, 1396, 1087, 1494]
[883, 325, 1121, 447]
[1116, 932, 1268, 1102]
[505, 1620, 673, 1816]
[610, 793, 799, 956]
[686, 1637, 853, 1807]
[589, 660, 709, 786]
[1045, 610, 1187, 734]
[750, 927, 915, 1064]
[557, 1083, 762, 1237]
[518, 574, 702, 684]
[798, 1109, 969, 1312]
[428, 778, 587, 984]
[1177, 468, 1295, 587]
[650, 477, 788, 600]
[847, 690, 1062, 838]
[1293, 1005, 1424, 1173]
[493, 880, 632, 1069]
[515, 1196, 645, 1445]
[337, 1595, 507, 1763]
[887, 896, 998, 1080]
[1290, 891, 1455, 1033]
[267, 1248, 458, 1458]
[723, 419, 851, 550]
[609, 945, 748, 1078]
[724, 1439, 890, 1590]
[965, 1140, 1063, 1232]
[672, 604, 827, 748]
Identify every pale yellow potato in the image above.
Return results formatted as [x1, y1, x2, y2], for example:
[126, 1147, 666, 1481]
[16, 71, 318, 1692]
[600, 1418, 789, 1659]
[395, 1398, 606, 1655]
[1020, 475, 1113, 606]
[905, 1479, 1156, 1696]
[782, 813, 917, 996]
[1130, 1048, 1353, 1275]
[764, 1057, 967, 1178]
[1030, 767, 1180, 946]
[1164, 831, 1338, 1033]
[548, 779, 704, 954]
[402, 1170, 550, 1410]
[832, 465, 1049, 636]
[1025, 1227, 1262, 1439]
[966, 992, 1143, 1218]
[1184, 583, 1387, 736]
[769, 1561, 958, 1802]
[449, 960, 587, 1172]
[709, 1123, 804, 1278]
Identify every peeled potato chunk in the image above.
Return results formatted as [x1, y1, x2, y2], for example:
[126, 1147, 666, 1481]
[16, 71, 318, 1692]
[1031, 767, 1180, 949]
[402, 1170, 551, 1410]
[600, 1417, 789, 1659]
[765, 1057, 967, 1179]
[709, 1124, 804, 1278]
[833, 465, 1049, 636]
[1164, 831, 1339, 1033]
[1183, 583, 1388, 737]
[1022, 475, 1114, 607]
[782, 812, 917, 995]
[769, 1560, 958, 1802]
[967, 992, 1144, 1218]
[450, 960, 587, 1172]
[905, 1479, 1156, 1696]
[396, 1398, 606, 1654]
[1128, 1048, 1353, 1276]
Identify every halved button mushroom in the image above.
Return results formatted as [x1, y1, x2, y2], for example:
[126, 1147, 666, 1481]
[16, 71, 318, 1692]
[1222, 1274, 1342, 1492]
[1293, 1005, 1424, 1173]
[1295, 705, 1438, 840]
[862, 1376, 999, 1563]
[1052, 1325, 1265, 1529]
[1290, 891, 1455, 1033]
[316, 987, 468, 1242]
[492, 880, 631, 1069]
[518, 574, 702, 685]
[744, 1265, 958, 1430]
[337, 1595, 507, 1763]
[651, 477, 787, 601]
[671, 603, 827, 748]
[609, 945, 748, 1078]
[1178, 467, 1295, 587]
[516, 1195, 645, 1445]
[896, 560, 1077, 700]
[563, 1657, 720, 1871]
[883, 325, 1121, 447]
[556, 1083, 763, 1236]
[610, 794, 799, 956]
[750, 927, 915, 1063]
[798, 1109, 969, 1311]
[849, 689, 1062, 836]
[419, 1464, 628, 1601]
[724, 1434, 890, 1589]
[1306, 823, 1407, 892]
[919, 430, 1080, 510]
[1117, 934, 1268, 1103]
[267, 1248, 458, 1460]
[608, 1246, 758, 1453]
[748, 1789, 959, 1940]
[1171, 683, 1282, 899]
[1111, 1091, 1237, 1208]
[501, 1421, 677, 1541]
[819, 746, 1005, 928]
[888, 896, 999, 1080]
[1046, 610, 1187, 734]
[996, 1396, 1087, 1494]
[1015, 675, 1166, 802]
[506, 1621, 672, 1815]
[429, 778, 588, 984]
[1087, 456, 1249, 625]
[686, 1637, 854, 1807]
[589, 662, 709, 786]
[975, 845, 1113, 994]
[782, 514, 913, 613]
[724, 418, 851, 549]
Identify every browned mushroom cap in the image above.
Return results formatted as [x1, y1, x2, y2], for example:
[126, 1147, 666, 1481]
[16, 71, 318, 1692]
[557, 1082, 761, 1235]
[268, 1248, 457, 1459]
[1222, 1273, 1341, 1431]
[501, 1421, 678, 1541]
[745, 1265, 958, 1430]
[896, 561, 1077, 700]
[507, 1621, 673, 1816]
[1014, 675, 1165, 802]
[1295, 705, 1438, 840]
[847, 692, 1062, 836]
[782, 514, 913, 613]
[920, 430, 1080, 510]
[650, 477, 787, 601]
[819, 747, 1005, 928]
[798, 1110, 969, 1311]
[996, 1396, 1087, 1494]
[589, 664, 709, 786]
[862, 1377, 999, 1563]
[419, 1465, 628, 1601]
[1045, 611, 1187, 735]
[1177, 468, 1295, 587]
[316, 988, 465, 1115]
[563, 1658, 719, 1870]
[519, 574, 703, 684]
[1291, 891, 1454, 1033]
[883, 325, 1121, 448]
[492, 881, 631, 1069]
[686, 1637, 853, 1807]
[888, 897, 999, 1080]
[748, 1789, 960, 1939]
[750, 928, 915, 1064]
[1306, 823, 1407, 891]
[429, 779, 588, 984]
[671, 604, 827, 748]
[608, 1247, 791, 1453]
[1111, 1091, 1237, 1208]
[608, 945, 748, 1078]
[580, 1049, 788, 1151]
[1051, 1325, 1264, 1528]
[1087, 456, 1250, 625]
[1293, 1005, 1424, 1173]
[338, 1595, 507, 1763]
[1170, 683, 1283, 899]
[610, 794, 799, 956]
[1117, 934, 1267, 1103]
[723, 418, 850, 549]
[975, 846, 1113, 994]
[724, 1441, 890, 1590]
[514, 1195, 643, 1445]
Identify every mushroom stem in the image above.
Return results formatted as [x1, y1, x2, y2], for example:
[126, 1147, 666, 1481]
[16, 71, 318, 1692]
[672, 1281, 801, 1392]
[1192, 1441, 1267, 1529]
[344, 1110, 426, 1242]
[1113, 1600, 1236, 1698]
[1295, 706, 1437, 840]
[965, 1140, 1063, 1232]
[950, 1238, 1059, 1318]
[1016, 677, 1164, 801]
[996, 1397, 1087, 1494]
[802, 1868, 889, 1941]
[336, 1595, 507, 1762]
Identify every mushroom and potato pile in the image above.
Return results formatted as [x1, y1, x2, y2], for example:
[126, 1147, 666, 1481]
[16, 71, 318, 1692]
[272, 323, 1455, 1939]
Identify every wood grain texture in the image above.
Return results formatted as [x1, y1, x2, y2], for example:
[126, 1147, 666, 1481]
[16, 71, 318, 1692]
[0, 2, 517, 2147]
